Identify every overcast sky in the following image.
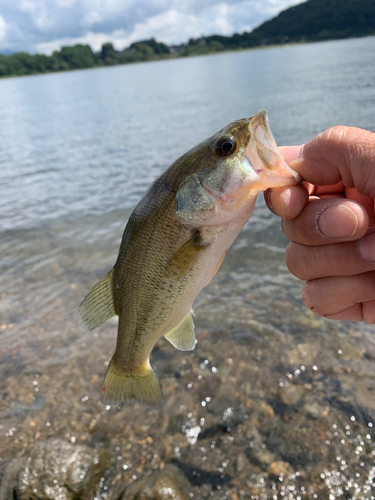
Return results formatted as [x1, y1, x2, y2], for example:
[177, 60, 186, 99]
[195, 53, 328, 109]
[0, 0, 303, 55]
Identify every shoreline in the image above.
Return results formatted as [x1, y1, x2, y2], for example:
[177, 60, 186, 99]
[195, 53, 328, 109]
[1, 34, 374, 81]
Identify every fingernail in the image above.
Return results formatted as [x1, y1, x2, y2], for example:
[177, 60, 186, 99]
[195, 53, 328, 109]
[279, 145, 303, 163]
[358, 232, 375, 261]
[318, 204, 358, 239]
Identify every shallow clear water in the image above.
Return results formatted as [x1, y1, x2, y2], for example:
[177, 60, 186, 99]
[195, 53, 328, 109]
[1, 37, 375, 499]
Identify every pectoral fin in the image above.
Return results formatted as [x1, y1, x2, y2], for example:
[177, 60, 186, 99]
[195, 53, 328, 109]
[78, 269, 116, 331]
[164, 310, 196, 351]
[165, 231, 208, 279]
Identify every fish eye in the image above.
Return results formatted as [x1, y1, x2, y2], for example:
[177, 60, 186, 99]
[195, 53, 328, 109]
[214, 137, 237, 158]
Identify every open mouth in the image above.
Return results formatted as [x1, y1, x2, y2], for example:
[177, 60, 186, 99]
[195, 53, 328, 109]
[246, 110, 302, 186]
[249, 109, 279, 153]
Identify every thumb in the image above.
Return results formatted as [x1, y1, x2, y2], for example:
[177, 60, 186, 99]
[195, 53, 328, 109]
[279, 126, 375, 197]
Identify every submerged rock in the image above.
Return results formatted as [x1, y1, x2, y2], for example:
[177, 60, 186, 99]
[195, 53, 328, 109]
[0, 439, 111, 500]
[245, 447, 276, 470]
[5, 397, 45, 418]
[267, 460, 291, 477]
[279, 384, 304, 407]
[120, 464, 192, 500]
[235, 452, 248, 473]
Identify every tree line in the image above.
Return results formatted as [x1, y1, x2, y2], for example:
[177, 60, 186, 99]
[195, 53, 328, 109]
[0, 40, 173, 77]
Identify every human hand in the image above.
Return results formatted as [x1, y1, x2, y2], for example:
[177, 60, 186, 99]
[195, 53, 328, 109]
[264, 126, 375, 323]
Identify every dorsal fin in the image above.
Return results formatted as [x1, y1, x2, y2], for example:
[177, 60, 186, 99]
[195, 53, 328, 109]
[164, 310, 196, 351]
[78, 269, 116, 331]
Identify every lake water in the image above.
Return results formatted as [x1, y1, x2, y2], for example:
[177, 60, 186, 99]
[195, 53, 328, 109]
[1, 37, 375, 499]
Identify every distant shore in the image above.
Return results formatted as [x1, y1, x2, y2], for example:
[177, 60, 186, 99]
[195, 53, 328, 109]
[1, 34, 374, 81]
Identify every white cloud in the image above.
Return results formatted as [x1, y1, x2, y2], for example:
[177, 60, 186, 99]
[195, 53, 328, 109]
[36, 31, 110, 54]
[0, 15, 6, 43]
[0, 0, 304, 54]
[19, 0, 52, 30]
[127, 11, 197, 46]
[19, 0, 39, 14]
[84, 10, 102, 28]
[55, 0, 77, 7]
[213, 4, 233, 35]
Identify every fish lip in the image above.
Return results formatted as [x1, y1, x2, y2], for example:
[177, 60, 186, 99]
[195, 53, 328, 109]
[247, 109, 302, 186]
[249, 109, 275, 144]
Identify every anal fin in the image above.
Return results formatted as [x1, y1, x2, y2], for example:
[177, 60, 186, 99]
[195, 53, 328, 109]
[164, 310, 196, 351]
[78, 268, 116, 331]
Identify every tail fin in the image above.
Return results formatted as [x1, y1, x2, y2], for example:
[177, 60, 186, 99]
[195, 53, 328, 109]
[101, 358, 163, 409]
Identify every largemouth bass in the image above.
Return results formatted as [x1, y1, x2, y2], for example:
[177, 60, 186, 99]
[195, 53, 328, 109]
[78, 110, 300, 409]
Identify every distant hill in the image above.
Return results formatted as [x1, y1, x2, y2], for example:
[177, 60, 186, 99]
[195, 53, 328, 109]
[185, 0, 375, 53]
[250, 0, 375, 44]
[168, 0, 375, 56]
[1, 0, 374, 77]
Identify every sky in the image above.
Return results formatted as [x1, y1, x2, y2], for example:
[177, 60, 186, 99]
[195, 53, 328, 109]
[0, 0, 303, 55]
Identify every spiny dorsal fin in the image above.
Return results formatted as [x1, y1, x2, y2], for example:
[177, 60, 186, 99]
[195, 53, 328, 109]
[164, 310, 196, 351]
[78, 269, 116, 331]
[165, 232, 208, 280]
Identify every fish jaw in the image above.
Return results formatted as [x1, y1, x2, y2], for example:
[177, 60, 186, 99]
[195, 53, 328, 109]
[244, 109, 302, 191]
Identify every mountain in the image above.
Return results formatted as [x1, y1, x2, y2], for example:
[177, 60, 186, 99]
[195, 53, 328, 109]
[177, 0, 375, 56]
[250, 0, 375, 44]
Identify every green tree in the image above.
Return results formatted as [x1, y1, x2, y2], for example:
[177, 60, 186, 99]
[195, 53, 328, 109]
[184, 40, 210, 56]
[208, 41, 225, 52]
[119, 42, 155, 63]
[57, 44, 97, 69]
[0, 55, 9, 76]
[7, 52, 36, 75]
[141, 38, 169, 55]
[101, 43, 118, 65]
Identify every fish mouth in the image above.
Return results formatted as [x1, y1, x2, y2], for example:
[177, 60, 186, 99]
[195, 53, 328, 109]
[246, 110, 302, 189]
[249, 109, 278, 154]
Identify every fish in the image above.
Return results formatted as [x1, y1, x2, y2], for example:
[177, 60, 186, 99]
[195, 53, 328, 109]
[78, 110, 301, 409]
